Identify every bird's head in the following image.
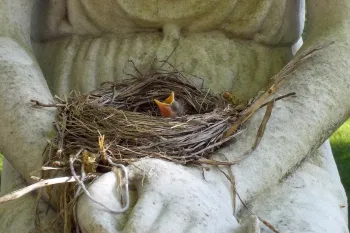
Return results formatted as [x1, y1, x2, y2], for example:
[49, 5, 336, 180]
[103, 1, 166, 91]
[154, 91, 183, 118]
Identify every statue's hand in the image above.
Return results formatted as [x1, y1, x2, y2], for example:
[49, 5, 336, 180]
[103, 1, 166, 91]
[77, 159, 249, 233]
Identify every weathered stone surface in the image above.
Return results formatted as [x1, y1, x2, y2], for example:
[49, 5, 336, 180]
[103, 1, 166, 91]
[0, 0, 349, 232]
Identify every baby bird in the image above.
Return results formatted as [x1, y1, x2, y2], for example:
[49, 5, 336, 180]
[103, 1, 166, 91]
[154, 91, 184, 118]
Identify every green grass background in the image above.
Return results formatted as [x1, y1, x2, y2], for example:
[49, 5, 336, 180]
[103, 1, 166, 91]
[330, 119, 350, 201]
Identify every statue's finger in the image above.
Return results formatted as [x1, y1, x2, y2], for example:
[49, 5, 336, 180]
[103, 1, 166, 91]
[127, 158, 170, 184]
[122, 191, 165, 232]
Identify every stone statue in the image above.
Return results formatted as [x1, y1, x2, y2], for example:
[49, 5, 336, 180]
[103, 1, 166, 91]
[0, 0, 349, 232]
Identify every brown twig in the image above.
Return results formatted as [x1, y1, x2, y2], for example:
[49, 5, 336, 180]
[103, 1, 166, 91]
[30, 99, 65, 108]
[258, 92, 296, 109]
[242, 99, 275, 157]
[218, 168, 280, 233]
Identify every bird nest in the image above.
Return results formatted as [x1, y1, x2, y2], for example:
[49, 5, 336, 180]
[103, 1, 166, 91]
[26, 43, 330, 181]
[42, 71, 252, 171]
[32, 50, 312, 176]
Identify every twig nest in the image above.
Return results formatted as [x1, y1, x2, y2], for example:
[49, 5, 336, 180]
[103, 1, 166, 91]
[48, 71, 247, 166]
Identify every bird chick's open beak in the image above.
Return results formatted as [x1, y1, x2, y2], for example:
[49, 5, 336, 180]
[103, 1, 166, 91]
[154, 92, 175, 118]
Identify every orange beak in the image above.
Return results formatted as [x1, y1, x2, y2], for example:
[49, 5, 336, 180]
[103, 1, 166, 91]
[154, 92, 175, 118]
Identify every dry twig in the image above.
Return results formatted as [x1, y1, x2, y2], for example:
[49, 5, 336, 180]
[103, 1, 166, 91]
[0, 177, 78, 204]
